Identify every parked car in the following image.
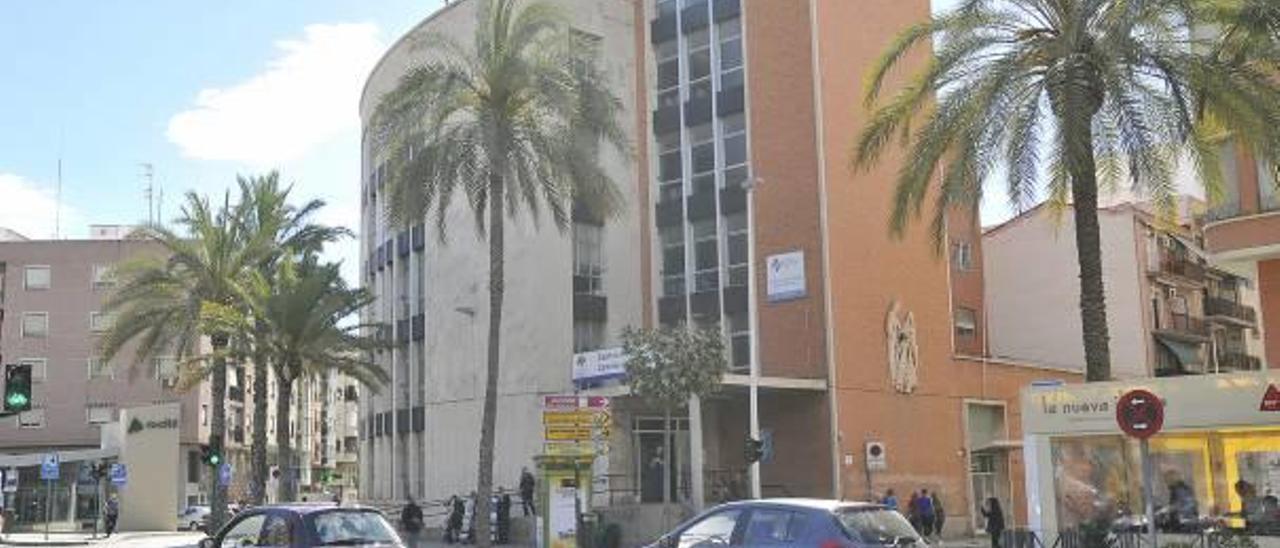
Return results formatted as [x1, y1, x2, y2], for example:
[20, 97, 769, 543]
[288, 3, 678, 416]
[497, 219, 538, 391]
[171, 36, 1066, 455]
[199, 504, 404, 548]
[178, 505, 211, 531]
[198, 504, 244, 531]
[645, 498, 925, 547]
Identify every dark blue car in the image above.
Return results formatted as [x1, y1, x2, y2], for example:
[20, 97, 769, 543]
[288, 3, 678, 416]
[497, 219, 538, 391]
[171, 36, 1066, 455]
[645, 499, 926, 547]
[199, 504, 404, 547]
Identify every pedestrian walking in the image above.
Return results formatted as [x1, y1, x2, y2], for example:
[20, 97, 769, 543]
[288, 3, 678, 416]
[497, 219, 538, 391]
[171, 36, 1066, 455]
[401, 497, 424, 545]
[104, 496, 119, 538]
[918, 488, 936, 537]
[931, 491, 946, 539]
[982, 497, 1005, 548]
[444, 495, 465, 544]
[881, 488, 899, 512]
[519, 466, 537, 516]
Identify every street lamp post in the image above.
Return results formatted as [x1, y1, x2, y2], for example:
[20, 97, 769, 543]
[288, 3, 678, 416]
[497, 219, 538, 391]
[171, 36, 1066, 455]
[744, 178, 762, 500]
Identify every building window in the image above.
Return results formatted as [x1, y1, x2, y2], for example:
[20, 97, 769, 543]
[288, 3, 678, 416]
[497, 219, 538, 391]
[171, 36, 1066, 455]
[725, 213, 748, 287]
[87, 357, 114, 380]
[952, 240, 974, 271]
[188, 451, 201, 483]
[89, 311, 113, 333]
[661, 225, 686, 297]
[91, 264, 115, 289]
[955, 307, 978, 338]
[22, 312, 48, 338]
[721, 115, 748, 189]
[573, 224, 604, 296]
[717, 20, 743, 90]
[656, 41, 680, 110]
[19, 358, 47, 383]
[574, 320, 606, 353]
[19, 408, 45, 429]
[657, 133, 683, 202]
[24, 265, 50, 290]
[656, 0, 676, 17]
[690, 124, 716, 195]
[86, 405, 116, 425]
[693, 221, 720, 292]
[201, 404, 209, 426]
[728, 312, 750, 371]
[686, 29, 713, 101]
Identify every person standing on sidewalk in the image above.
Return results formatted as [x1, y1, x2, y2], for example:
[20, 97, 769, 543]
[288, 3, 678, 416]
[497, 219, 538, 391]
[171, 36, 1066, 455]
[104, 496, 119, 538]
[881, 488, 899, 512]
[400, 497, 424, 545]
[520, 467, 537, 516]
[917, 488, 936, 537]
[930, 490, 946, 539]
[982, 497, 1005, 548]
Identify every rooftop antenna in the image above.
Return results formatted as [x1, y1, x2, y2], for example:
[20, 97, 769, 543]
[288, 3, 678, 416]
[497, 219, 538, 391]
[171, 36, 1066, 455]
[55, 157, 62, 239]
[140, 163, 155, 224]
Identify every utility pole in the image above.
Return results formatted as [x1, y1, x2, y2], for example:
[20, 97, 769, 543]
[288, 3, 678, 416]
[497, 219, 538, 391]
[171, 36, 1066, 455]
[140, 163, 155, 225]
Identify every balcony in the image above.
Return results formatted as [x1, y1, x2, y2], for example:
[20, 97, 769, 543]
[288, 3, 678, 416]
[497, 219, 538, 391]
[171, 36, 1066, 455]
[1150, 254, 1205, 282]
[1204, 297, 1257, 326]
[1153, 314, 1210, 341]
[1216, 350, 1262, 372]
[1204, 208, 1280, 261]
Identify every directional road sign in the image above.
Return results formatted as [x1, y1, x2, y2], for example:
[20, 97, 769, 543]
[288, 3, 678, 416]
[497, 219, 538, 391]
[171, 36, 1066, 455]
[39, 454, 59, 481]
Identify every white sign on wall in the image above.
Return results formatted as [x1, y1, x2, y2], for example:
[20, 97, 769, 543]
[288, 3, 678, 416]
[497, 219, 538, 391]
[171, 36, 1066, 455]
[766, 251, 806, 302]
[572, 347, 628, 383]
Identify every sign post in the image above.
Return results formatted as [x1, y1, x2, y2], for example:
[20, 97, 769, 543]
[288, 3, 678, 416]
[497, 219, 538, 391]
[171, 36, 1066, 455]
[1116, 389, 1164, 548]
[40, 453, 59, 541]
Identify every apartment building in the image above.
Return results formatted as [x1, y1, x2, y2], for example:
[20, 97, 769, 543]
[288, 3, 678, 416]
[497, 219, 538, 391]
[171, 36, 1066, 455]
[984, 200, 1267, 377]
[1203, 150, 1280, 373]
[0, 230, 219, 526]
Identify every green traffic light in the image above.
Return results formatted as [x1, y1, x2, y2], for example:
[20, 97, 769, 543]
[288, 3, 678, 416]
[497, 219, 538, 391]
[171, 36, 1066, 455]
[6, 393, 28, 407]
[209, 455, 221, 466]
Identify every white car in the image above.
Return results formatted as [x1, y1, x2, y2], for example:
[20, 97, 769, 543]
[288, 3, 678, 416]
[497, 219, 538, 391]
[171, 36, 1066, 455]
[179, 506, 212, 531]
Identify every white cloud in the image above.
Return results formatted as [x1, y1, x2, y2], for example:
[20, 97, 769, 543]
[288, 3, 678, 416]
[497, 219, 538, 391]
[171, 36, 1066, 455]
[0, 173, 83, 240]
[167, 23, 384, 167]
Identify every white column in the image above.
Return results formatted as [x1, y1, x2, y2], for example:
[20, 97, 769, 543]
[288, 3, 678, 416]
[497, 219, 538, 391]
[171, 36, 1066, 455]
[688, 394, 705, 510]
[742, 181, 757, 499]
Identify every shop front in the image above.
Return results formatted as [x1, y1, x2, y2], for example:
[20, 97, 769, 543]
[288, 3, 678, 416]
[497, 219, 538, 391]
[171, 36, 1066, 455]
[1022, 372, 1280, 542]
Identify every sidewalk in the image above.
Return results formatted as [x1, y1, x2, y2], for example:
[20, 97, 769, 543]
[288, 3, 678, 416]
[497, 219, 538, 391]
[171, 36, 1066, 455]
[0, 531, 204, 547]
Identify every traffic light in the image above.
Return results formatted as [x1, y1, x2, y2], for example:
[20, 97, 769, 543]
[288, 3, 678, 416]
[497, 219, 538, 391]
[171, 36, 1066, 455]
[201, 435, 224, 467]
[744, 437, 764, 464]
[4, 363, 33, 413]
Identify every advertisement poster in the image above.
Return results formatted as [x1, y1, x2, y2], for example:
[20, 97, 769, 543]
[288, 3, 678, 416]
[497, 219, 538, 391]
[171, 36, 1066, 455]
[766, 251, 806, 302]
[549, 486, 578, 548]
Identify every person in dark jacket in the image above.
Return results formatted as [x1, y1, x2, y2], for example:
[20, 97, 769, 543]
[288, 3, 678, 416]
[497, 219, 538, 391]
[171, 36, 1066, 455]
[445, 495, 465, 543]
[906, 491, 922, 533]
[519, 467, 537, 516]
[104, 496, 119, 538]
[401, 497, 424, 543]
[982, 497, 1005, 548]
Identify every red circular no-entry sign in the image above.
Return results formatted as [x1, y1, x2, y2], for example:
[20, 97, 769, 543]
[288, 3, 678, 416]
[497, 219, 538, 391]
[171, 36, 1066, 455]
[1116, 389, 1164, 439]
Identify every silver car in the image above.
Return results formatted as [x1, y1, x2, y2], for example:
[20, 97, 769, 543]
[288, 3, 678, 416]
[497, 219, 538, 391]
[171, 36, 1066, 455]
[646, 498, 926, 547]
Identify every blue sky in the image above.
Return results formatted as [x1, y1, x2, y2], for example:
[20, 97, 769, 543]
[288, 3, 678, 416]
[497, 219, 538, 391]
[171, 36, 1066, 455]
[1, 0, 991, 282]
[0, 0, 444, 279]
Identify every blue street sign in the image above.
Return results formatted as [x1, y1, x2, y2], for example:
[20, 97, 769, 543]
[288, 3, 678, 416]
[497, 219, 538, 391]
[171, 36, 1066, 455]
[218, 463, 232, 487]
[109, 463, 127, 486]
[761, 429, 775, 464]
[39, 454, 59, 481]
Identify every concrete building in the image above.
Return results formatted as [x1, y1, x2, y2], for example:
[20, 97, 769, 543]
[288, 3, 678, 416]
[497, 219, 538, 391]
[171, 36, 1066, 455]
[985, 200, 1267, 378]
[1204, 150, 1280, 372]
[358, 0, 1074, 537]
[357, 0, 644, 502]
[0, 235, 219, 527]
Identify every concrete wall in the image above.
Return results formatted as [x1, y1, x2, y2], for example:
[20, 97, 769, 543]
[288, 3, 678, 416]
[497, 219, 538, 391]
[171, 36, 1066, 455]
[115, 403, 180, 532]
[358, 0, 641, 501]
[983, 207, 1149, 378]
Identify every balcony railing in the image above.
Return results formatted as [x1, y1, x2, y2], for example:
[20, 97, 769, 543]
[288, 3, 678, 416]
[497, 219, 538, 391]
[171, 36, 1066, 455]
[1204, 297, 1257, 324]
[1216, 351, 1262, 372]
[1155, 314, 1209, 339]
[1151, 254, 1205, 281]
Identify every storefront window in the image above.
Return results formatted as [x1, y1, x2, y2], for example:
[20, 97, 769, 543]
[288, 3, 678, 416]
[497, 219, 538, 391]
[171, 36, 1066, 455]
[1050, 427, 1280, 535]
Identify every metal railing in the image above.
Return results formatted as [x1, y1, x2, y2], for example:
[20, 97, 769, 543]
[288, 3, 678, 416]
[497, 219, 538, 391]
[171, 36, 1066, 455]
[1156, 315, 1210, 338]
[1152, 254, 1206, 282]
[1003, 527, 1270, 548]
[1204, 297, 1258, 324]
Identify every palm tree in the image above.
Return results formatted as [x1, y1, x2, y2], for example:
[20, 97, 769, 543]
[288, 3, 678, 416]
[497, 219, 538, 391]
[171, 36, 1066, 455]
[371, 0, 627, 542]
[99, 192, 262, 530]
[854, 0, 1280, 381]
[232, 173, 348, 505]
[241, 254, 387, 502]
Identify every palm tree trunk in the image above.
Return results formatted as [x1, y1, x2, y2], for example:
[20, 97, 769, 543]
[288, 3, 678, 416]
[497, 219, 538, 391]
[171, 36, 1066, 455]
[475, 175, 505, 548]
[208, 335, 230, 531]
[276, 370, 296, 503]
[1062, 114, 1113, 382]
[251, 336, 270, 505]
